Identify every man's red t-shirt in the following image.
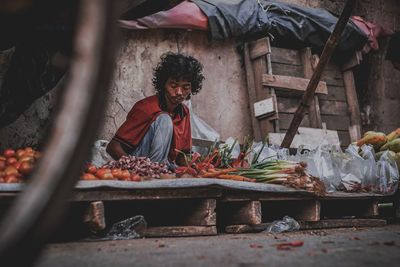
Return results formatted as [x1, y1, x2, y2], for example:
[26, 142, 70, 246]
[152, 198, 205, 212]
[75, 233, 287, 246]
[113, 95, 192, 161]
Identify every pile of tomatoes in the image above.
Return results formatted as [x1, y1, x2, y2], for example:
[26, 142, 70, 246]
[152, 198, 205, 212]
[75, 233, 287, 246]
[0, 147, 41, 183]
[81, 164, 141, 182]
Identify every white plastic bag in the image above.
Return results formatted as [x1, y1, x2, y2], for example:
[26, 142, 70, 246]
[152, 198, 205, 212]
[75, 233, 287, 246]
[90, 140, 113, 167]
[376, 151, 399, 195]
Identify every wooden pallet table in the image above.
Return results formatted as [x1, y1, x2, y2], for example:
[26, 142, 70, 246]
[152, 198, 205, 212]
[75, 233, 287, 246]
[78, 188, 220, 238]
[222, 191, 393, 234]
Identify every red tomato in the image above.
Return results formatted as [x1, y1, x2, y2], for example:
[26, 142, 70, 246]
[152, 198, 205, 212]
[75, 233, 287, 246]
[111, 168, 122, 179]
[81, 173, 96, 180]
[0, 160, 6, 171]
[121, 170, 131, 180]
[5, 174, 19, 183]
[5, 166, 18, 176]
[6, 157, 17, 165]
[130, 173, 141, 182]
[3, 149, 15, 158]
[95, 168, 114, 180]
[12, 161, 21, 170]
[24, 147, 34, 153]
[19, 162, 33, 175]
[19, 156, 34, 164]
[86, 164, 97, 174]
[15, 149, 26, 159]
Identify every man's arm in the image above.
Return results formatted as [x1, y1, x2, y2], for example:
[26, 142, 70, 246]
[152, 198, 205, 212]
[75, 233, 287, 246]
[106, 139, 128, 160]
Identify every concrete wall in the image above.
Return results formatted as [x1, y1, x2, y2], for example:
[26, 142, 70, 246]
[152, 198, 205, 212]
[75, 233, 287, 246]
[1, 0, 399, 149]
[98, 29, 251, 142]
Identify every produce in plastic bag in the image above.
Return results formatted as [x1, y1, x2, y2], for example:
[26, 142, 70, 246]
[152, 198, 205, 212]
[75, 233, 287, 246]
[335, 144, 377, 192]
[376, 151, 399, 195]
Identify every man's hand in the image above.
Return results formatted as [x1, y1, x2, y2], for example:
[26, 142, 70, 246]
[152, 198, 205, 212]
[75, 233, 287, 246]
[106, 139, 128, 160]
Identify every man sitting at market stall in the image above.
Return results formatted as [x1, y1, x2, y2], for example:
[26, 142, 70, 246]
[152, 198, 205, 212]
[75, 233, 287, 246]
[106, 52, 204, 167]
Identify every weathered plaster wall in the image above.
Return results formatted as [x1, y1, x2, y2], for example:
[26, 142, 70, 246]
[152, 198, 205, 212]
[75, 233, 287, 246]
[97, 29, 251, 142]
[1, 0, 399, 149]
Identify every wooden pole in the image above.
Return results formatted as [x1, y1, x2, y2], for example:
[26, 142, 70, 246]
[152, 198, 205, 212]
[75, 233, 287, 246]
[281, 0, 357, 148]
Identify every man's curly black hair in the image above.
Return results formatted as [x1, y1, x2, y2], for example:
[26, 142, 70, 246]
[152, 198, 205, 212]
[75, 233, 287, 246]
[152, 52, 205, 107]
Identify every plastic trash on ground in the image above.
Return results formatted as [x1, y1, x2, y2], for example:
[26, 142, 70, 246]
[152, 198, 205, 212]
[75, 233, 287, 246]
[105, 215, 147, 240]
[265, 216, 300, 233]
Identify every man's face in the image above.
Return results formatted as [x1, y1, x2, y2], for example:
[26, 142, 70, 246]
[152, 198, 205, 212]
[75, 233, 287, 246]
[164, 78, 192, 106]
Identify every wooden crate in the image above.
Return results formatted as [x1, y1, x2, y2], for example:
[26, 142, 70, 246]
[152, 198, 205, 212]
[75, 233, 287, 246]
[244, 37, 362, 146]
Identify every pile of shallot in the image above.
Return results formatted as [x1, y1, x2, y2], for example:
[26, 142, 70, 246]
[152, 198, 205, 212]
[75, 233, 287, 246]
[102, 156, 171, 178]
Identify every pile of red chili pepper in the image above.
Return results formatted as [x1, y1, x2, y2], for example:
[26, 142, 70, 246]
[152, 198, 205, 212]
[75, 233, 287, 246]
[175, 138, 255, 182]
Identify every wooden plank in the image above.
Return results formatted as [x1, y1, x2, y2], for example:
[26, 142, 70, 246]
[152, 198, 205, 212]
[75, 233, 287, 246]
[318, 86, 347, 101]
[269, 127, 340, 149]
[302, 48, 322, 128]
[319, 100, 348, 116]
[300, 218, 386, 229]
[225, 224, 256, 234]
[271, 63, 304, 77]
[254, 97, 276, 118]
[145, 226, 217, 238]
[222, 193, 315, 202]
[279, 113, 310, 129]
[343, 69, 362, 142]
[224, 219, 387, 234]
[262, 74, 328, 95]
[83, 201, 106, 233]
[278, 97, 348, 116]
[219, 201, 262, 226]
[279, 114, 351, 131]
[249, 40, 302, 65]
[320, 199, 379, 219]
[322, 71, 344, 87]
[261, 199, 320, 222]
[249, 38, 269, 60]
[270, 47, 302, 66]
[337, 130, 351, 147]
[184, 199, 216, 226]
[72, 188, 222, 201]
[253, 52, 275, 134]
[244, 43, 263, 141]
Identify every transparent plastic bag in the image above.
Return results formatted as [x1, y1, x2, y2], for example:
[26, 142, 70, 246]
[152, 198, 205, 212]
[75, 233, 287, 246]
[90, 140, 113, 167]
[222, 137, 240, 159]
[265, 216, 300, 233]
[186, 100, 220, 154]
[376, 151, 399, 195]
[309, 145, 341, 192]
[334, 144, 377, 192]
[246, 142, 278, 164]
[105, 215, 147, 240]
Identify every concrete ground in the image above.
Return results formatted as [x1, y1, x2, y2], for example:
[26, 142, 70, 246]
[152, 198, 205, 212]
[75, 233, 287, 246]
[35, 225, 400, 267]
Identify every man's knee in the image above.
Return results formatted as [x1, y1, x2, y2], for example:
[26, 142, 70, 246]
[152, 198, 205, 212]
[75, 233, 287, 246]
[155, 113, 173, 131]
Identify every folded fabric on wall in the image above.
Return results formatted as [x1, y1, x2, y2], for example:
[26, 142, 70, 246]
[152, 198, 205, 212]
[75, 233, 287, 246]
[192, 0, 368, 62]
[119, 0, 208, 30]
